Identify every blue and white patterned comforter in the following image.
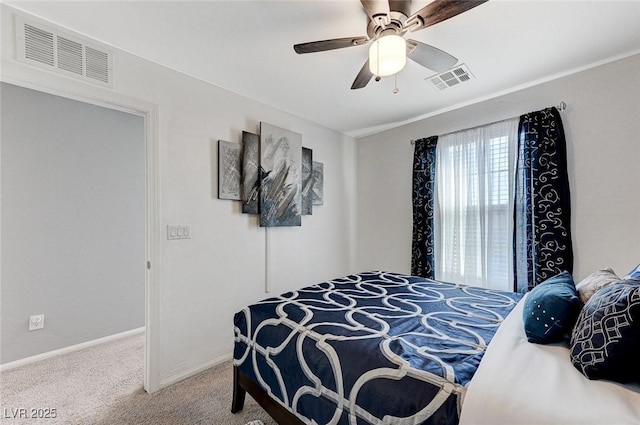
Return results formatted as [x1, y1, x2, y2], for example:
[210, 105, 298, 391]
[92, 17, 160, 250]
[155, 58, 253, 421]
[233, 271, 522, 425]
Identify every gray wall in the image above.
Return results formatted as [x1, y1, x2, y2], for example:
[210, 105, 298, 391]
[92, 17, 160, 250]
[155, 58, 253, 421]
[1, 83, 145, 363]
[357, 54, 640, 281]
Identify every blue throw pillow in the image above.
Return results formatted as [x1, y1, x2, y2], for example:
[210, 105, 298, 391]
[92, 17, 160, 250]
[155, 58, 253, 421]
[522, 271, 582, 344]
[570, 280, 640, 383]
[624, 264, 640, 280]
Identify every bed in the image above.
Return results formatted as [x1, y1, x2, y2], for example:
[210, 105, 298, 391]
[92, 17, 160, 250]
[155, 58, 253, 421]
[459, 290, 640, 425]
[231, 271, 522, 425]
[231, 270, 640, 425]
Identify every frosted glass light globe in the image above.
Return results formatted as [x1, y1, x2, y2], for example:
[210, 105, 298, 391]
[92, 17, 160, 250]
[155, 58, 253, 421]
[369, 35, 407, 77]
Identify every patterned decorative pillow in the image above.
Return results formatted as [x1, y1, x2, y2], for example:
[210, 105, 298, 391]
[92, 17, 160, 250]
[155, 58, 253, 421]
[570, 280, 640, 383]
[624, 264, 640, 280]
[522, 271, 582, 344]
[575, 268, 620, 303]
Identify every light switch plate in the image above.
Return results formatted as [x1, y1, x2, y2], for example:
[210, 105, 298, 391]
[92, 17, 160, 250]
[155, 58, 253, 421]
[167, 225, 191, 240]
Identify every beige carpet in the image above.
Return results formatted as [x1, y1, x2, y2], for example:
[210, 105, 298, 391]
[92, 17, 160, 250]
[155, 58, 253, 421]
[0, 333, 276, 425]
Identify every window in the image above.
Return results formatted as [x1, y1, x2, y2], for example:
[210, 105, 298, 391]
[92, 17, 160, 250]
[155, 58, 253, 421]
[434, 119, 519, 291]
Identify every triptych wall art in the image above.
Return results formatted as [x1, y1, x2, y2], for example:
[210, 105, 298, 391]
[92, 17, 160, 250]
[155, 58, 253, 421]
[217, 122, 324, 227]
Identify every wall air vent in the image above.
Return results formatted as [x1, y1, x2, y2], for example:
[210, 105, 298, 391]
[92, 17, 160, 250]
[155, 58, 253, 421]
[16, 16, 113, 88]
[428, 64, 474, 91]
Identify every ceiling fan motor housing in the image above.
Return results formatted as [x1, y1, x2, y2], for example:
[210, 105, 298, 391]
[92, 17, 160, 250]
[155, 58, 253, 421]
[367, 10, 408, 39]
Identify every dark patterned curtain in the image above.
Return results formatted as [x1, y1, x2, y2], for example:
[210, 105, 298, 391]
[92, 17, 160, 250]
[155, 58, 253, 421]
[411, 136, 438, 279]
[514, 107, 573, 292]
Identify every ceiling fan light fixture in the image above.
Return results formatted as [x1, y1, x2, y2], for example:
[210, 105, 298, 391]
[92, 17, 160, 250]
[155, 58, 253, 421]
[368, 34, 406, 77]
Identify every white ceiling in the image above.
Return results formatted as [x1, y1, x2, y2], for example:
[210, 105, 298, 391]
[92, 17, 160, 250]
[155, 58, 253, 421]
[7, 0, 640, 138]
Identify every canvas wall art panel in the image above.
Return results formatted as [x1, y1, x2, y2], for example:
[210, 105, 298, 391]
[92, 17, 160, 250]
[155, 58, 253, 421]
[301, 147, 313, 215]
[241, 131, 260, 214]
[259, 122, 302, 227]
[218, 139, 241, 200]
[312, 161, 324, 206]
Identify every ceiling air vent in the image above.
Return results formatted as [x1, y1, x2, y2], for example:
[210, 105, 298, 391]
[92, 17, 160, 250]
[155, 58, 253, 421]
[428, 64, 474, 90]
[15, 16, 113, 88]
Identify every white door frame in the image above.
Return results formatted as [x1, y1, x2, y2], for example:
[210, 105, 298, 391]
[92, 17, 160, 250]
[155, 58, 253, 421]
[142, 103, 161, 393]
[0, 77, 161, 393]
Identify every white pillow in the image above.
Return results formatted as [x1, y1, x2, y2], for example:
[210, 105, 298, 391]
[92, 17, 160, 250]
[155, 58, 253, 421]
[575, 268, 620, 303]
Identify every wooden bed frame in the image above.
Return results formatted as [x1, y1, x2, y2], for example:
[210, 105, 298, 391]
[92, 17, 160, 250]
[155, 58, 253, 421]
[231, 365, 305, 425]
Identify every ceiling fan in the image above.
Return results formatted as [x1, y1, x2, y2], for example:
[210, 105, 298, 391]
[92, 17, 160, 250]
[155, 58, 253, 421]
[293, 0, 488, 89]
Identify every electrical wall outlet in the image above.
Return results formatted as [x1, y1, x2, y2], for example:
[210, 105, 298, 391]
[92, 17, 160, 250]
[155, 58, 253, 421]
[29, 314, 45, 331]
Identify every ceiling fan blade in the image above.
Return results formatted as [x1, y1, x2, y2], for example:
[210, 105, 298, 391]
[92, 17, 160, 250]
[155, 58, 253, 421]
[361, 0, 391, 27]
[294, 37, 369, 54]
[405, 0, 489, 32]
[406, 39, 457, 72]
[351, 59, 374, 90]
[389, 0, 411, 17]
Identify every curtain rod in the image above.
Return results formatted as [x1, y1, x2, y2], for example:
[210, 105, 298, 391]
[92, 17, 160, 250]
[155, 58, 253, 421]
[410, 101, 567, 145]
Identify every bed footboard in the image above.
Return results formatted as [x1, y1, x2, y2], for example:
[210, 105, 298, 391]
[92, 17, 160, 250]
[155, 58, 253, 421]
[231, 365, 305, 425]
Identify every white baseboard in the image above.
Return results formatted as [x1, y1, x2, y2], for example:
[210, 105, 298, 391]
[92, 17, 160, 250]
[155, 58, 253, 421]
[0, 327, 145, 372]
[158, 352, 232, 389]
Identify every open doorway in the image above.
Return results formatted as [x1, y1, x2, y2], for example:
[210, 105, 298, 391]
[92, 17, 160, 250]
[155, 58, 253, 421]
[1, 82, 148, 390]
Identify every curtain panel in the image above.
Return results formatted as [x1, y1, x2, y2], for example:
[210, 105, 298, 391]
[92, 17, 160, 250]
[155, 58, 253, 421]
[514, 107, 573, 292]
[411, 136, 438, 278]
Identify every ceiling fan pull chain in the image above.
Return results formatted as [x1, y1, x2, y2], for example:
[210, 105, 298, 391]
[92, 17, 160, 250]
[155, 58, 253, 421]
[376, 40, 380, 76]
[393, 74, 399, 94]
